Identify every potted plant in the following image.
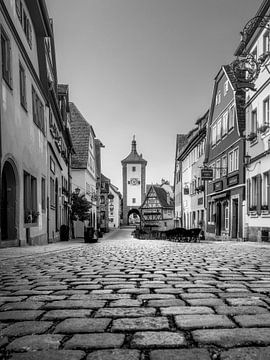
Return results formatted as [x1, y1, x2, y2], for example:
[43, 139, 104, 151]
[261, 204, 269, 211]
[32, 210, 40, 223]
[249, 205, 257, 212]
[24, 209, 39, 224]
[258, 123, 269, 133]
[246, 132, 257, 141]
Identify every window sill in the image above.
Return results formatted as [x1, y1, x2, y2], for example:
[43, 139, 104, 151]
[249, 138, 258, 146]
[24, 222, 38, 228]
[21, 102, 28, 113]
[3, 77, 13, 91]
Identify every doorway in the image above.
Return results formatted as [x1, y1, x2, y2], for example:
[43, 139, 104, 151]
[1, 161, 17, 243]
[216, 202, 222, 236]
[232, 199, 239, 238]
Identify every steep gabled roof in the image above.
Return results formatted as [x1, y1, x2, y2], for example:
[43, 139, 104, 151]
[121, 137, 147, 164]
[142, 185, 174, 209]
[223, 65, 246, 135]
[69, 102, 91, 169]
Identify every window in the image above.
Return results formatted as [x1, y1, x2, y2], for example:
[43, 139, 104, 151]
[263, 31, 270, 53]
[132, 166, 136, 172]
[19, 62, 27, 109]
[228, 106, 234, 130]
[32, 86, 45, 133]
[1, 28, 12, 86]
[228, 151, 233, 173]
[228, 148, 239, 173]
[216, 90, 221, 105]
[16, 0, 22, 21]
[222, 155, 227, 176]
[224, 80, 229, 96]
[216, 159, 221, 179]
[263, 172, 270, 207]
[132, 198, 136, 204]
[263, 97, 270, 125]
[234, 148, 239, 171]
[222, 111, 228, 137]
[24, 171, 37, 223]
[251, 176, 258, 207]
[212, 124, 217, 146]
[251, 109, 257, 133]
[225, 206, 229, 230]
[50, 157, 55, 174]
[217, 119, 221, 142]
[252, 46, 257, 60]
[41, 178, 46, 212]
[17, 2, 32, 48]
[50, 177, 55, 207]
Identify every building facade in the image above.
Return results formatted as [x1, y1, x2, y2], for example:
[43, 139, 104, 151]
[234, 0, 270, 241]
[69, 102, 98, 236]
[141, 185, 174, 231]
[205, 66, 245, 240]
[174, 135, 187, 228]
[108, 183, 122, 229]
[177, 112, 207, 230]
[0, 0, 72, 247]
[121, 137, 147, 225]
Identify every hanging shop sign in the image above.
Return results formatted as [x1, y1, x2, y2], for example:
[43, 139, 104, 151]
[201, 168, 213, 181]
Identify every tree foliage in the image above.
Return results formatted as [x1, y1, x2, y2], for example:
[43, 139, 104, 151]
[71, 193, 91, 221]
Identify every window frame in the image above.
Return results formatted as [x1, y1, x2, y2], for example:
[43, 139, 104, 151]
[19, 61, 27, 110]
[1, 27, 12, 87]
[263, 96, 270, 125]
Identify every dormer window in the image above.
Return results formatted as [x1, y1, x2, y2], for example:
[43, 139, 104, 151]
[224, 80, 229, 96]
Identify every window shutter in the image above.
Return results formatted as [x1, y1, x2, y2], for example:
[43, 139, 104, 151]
[268, 171, 270, 210]
[247, 178, 250, 214]
[257, 174, 262, 215]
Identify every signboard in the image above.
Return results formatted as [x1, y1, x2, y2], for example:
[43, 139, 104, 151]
[198, 197, 203, 205]
[201, 168, 213, 181]
[227, 174, 239, 187]
[214, 181, 223, 192]
[184, 187, 189, 195]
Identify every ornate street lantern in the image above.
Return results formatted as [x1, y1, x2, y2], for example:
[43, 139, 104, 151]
[230, 15, 270, 90]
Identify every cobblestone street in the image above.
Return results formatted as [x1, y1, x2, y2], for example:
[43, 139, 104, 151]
[1, 229, 270, 359]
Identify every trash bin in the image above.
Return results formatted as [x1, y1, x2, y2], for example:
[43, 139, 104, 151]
[60, 225, 69, 241]
[84, 227, 94, 243]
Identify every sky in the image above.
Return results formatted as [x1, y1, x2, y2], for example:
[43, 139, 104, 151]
[46, 0, 262, 192]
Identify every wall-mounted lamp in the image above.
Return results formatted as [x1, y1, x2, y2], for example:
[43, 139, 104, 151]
[244, 155, 251, 166]
[74, 187, 80, 195]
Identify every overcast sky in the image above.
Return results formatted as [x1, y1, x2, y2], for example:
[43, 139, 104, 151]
[46, 0, 261, 191]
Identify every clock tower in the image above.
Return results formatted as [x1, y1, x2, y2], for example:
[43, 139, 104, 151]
[121, 136, 147, 225]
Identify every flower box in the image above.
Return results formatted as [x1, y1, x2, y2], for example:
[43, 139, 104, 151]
[258, 124, 269, 133]
[246, 132, 257, 141]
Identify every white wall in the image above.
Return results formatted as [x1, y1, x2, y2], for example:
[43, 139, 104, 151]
[127, 163, 142, 206]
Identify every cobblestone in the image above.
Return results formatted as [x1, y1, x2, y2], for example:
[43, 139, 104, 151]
[86, 349, 140, 360]
[220, 347, 270, 359]
[175, 314, 235, 329]
[9, 351, 85, 360]
[64, 333, 125, 350]
[1, 233, 270, 358]
[150, 348, 211, 360]
[111, 316, 170, 331]
[131, 331, 186, 348]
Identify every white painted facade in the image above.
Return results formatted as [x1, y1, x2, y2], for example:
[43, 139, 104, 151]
[242, 11, 270, 241]
[108, 184, 122, 228]
[1, 0, 48, 246]
[126, 163, 142, 206]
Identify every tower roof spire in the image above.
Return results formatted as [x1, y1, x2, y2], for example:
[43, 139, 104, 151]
[121, 135, 147, 165]
[131, 135, 136, 153]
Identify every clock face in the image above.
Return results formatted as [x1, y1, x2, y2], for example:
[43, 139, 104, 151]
[130, 178, 138, 185]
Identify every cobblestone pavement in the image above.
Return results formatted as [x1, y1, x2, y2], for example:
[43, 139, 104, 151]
[1, 229, 270, 360]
